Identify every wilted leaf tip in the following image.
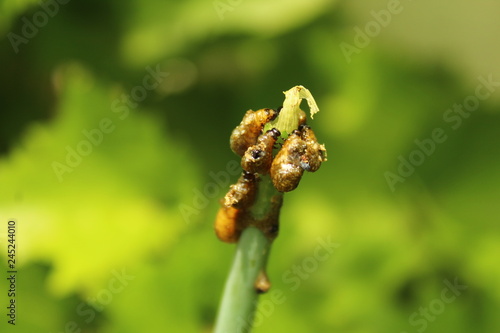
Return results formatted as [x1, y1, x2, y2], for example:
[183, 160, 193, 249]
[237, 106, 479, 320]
[292, 85, 319, 119]
[271, 85, 320, 135]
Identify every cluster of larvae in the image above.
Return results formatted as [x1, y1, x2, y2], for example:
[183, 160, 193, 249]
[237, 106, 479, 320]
[214, 107, 327, 243]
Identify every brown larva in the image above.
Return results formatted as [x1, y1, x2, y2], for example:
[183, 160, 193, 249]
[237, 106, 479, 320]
[298, 124, 327, 172]
[241, 128, 281, 174]
[214, 205, 242, 243]
[215, 171, 257, 243]
[270, 130, 307, 192]
[230, 108, 278, 156]
[223, 171, 257, 209]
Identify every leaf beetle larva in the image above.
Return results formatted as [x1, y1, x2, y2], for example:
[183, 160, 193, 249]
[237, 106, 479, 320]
[223, 171, 257, 209]
[214, 171, 257, 243]
[241, 128, 281, 174]
[214, 205, 242, 243]
[270, 130, 307, 192]
[298, 124, 327, 172]
[230, 108, 278, 156]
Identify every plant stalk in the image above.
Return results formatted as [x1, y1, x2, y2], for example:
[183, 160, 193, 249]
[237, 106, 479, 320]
[213, 226, 271, 333]
[213, 86, 320, 332]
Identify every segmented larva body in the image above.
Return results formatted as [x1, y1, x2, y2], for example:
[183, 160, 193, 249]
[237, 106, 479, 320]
[241, 128, 281, 175]
[223, 171, 257, 208]
[298, 124, 327, 172]
[230, 108, 278, 156]
[214, 172, 257, 243]
[270, 130, 307, 192]
[214, 205, 241, 243]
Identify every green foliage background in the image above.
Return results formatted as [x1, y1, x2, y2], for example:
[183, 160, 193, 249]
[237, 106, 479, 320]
[1, 0, 499, 332]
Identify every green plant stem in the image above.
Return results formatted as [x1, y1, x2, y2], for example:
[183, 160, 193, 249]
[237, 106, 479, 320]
[250, 175, 280, 220]
[214, 86, 319, 332]
[213, 226, 271, 333]
[214, 175, 279, 332]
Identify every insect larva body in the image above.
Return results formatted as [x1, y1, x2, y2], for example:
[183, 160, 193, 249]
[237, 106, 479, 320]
[241, 128, 281, 174]
[298, 124, 327, 172]
[214, 205, 242, 243]
[215, 172, 257, 243]
[270, 130, 307, 192]
[223, 171, 257, 209]
[230, 108, 278, 156]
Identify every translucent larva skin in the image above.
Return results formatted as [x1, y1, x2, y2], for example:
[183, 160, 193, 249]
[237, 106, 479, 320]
[298, 124, 327, 172]
[214, 205, 241, 243]
[241, 128, 281, 174]
[230, 108, 278, 156]
[223, 171, 257, 209]
[215, 171, 257, 243]
[270, 130, 307, 192]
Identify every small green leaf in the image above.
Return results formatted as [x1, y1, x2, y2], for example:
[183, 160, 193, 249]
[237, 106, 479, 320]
[269, 85, 320, 134]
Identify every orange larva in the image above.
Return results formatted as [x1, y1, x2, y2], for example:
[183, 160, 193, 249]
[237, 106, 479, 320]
[241, 128, 280, 174]
[230, 108, 278, 156]
[298, 124, 327, 172]
[214, 205, 241, 243]
[215, 171, 257, 243]
[270, 130, 307, 192]
[223, 171, 257, 209]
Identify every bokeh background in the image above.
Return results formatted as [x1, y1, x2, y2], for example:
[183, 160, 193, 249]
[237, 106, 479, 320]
[1, 0, 499, 332]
